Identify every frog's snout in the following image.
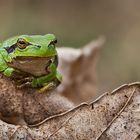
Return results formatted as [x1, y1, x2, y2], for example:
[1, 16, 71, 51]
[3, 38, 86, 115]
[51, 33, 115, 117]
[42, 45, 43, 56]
[36, 45, 41, 48]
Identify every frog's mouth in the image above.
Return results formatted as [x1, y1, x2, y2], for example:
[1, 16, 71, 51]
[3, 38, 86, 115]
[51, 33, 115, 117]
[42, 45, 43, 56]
[8, 55, 58, 76]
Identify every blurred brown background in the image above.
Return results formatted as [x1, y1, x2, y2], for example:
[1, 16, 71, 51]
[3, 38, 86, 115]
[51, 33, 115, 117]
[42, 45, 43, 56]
[0, 0, 139, 94]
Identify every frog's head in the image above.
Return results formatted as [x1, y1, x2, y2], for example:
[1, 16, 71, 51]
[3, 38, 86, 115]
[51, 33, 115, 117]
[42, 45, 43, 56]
[2, 34, 59, 76]
[3, 34, 57, 57]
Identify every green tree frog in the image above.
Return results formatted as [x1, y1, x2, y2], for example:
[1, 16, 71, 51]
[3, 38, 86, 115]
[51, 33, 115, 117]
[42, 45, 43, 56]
[0, 34, 62, 93]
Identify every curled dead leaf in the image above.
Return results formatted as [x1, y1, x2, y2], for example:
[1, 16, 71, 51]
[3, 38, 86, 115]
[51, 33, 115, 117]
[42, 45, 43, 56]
[57, 37, 105, 104]
[0, 82, 139, 140]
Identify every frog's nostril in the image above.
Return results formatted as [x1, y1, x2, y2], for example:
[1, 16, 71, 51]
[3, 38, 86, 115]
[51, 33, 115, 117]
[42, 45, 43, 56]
[54, 39, 57, 44]
[36, 45, 41, 48]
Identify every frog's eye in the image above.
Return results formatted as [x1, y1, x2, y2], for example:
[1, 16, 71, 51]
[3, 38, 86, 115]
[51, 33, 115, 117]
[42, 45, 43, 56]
[49, 39, 57, 48]
[53, 39, 57, 44]
[17, 38, 29, 49]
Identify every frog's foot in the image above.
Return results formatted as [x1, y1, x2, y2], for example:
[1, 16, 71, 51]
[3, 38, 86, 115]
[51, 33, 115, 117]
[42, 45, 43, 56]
[39, 82, 57, 93]
[11, 69, 30, 80]
[16, 77, 34, 88]
[17, 77, 34, 83]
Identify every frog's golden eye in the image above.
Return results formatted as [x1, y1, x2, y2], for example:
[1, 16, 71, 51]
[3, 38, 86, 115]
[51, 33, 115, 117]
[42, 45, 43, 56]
[49, 39, 57, 48]
[17, 38, 29, 49]
[53, 39, 57, 44]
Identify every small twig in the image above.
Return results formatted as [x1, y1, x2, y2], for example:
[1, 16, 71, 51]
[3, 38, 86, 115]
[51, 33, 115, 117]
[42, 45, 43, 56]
[47, 109, 81, 139]
[28, 102, 87, 127]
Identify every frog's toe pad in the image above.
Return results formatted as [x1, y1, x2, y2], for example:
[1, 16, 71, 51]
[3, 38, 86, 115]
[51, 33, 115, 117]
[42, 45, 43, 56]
[39, 82, 57, 93]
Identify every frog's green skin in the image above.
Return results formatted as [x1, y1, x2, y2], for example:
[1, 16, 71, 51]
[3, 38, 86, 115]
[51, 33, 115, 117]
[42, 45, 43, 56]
[0, 34, 62, 92]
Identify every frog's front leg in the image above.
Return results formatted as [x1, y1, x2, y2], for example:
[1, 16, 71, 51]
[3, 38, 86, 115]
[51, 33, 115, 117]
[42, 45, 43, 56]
[3, 67, 14, 77]
[0, 50, 20, 78]
[0, 64, 33, 88]
[0, 53, 14, 77]
[4, 68, 34, 88]
[0, 49, 33, 87]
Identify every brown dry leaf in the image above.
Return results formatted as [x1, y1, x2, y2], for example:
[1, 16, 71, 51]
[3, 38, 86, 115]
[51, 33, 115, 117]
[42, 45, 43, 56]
[0, 74, 74, 125]
[57, 37, 105, 104]
[0, 82, 139, 140]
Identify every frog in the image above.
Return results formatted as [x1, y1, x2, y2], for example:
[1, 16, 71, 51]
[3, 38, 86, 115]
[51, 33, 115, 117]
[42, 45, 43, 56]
[0, 34, 62, 93]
